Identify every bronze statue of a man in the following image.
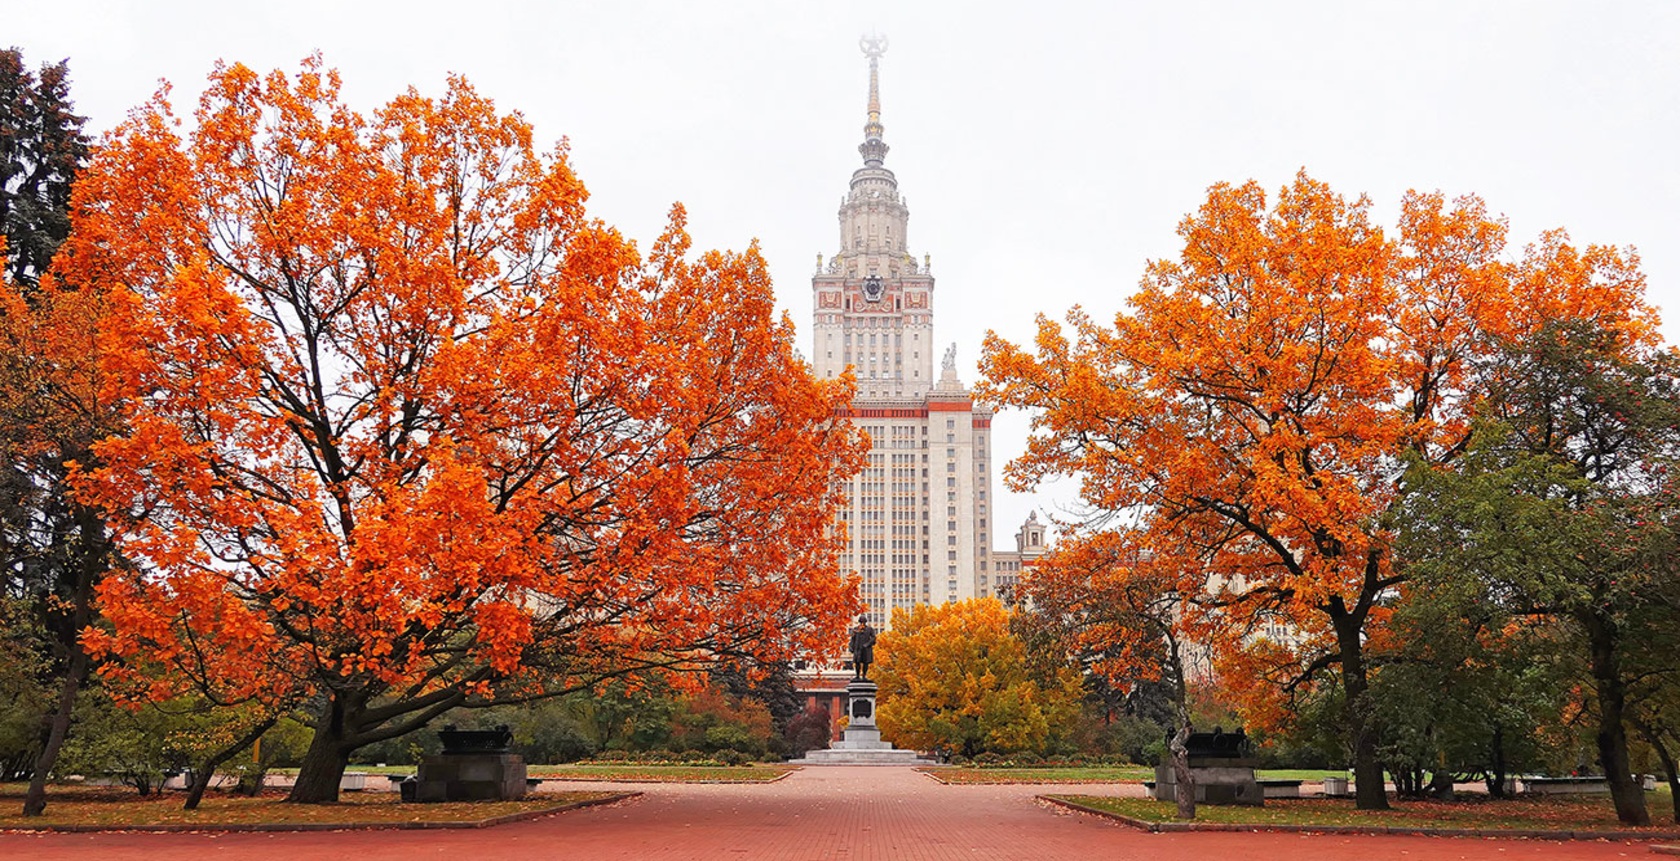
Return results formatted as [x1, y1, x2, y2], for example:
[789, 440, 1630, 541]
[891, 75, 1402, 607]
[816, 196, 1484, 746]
[849, 614, 877, 680]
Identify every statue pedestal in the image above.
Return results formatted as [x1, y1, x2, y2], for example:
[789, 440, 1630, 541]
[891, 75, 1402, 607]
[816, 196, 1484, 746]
[790, 679, 935, 765]
[834, 680, 889, 750]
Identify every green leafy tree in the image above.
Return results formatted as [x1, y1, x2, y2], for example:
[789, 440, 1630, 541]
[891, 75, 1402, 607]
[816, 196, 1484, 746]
[1369, 596, 1566, 799]
[1399, 321, 1680, 825]
[0, 603, 51, 778]
[509, 700, 597, 763]
[655, 682, 778, 758]
[54, 691, 190, 795]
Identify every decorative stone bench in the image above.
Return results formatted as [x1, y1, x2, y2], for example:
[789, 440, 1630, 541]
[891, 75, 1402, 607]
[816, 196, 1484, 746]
[1523, 776, 1610, 795]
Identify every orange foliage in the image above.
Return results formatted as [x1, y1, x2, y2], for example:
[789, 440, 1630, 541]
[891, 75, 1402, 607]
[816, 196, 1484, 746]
[58, 58, 867, 737]
[979, 171, 1655, 797]
[1020, 528, 1194, 692]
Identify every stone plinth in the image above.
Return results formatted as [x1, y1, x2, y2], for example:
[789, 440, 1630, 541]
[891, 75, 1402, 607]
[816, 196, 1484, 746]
[414, 753, 528, 802]
[790, 679, 937, 765]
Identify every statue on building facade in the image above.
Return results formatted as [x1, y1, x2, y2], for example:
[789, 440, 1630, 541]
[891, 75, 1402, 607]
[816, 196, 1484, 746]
[849, 614, 877, 679]
[942, 343, 957, 375]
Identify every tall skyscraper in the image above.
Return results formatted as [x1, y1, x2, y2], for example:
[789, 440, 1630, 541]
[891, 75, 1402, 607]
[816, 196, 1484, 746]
[812, 36, 1044, 631]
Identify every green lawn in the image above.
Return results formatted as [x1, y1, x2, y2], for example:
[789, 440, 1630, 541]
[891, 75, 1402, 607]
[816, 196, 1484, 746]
[926, 767, 1350, 785]
[0, 783, 614, 829]
[1052, 792, 1680, 832]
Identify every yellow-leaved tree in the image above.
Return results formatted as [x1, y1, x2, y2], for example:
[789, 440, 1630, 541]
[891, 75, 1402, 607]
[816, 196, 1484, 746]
[873, 598, 1082, 758]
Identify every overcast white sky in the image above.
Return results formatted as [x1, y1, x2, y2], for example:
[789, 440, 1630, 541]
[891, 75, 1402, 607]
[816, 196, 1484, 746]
[9, 0, 1679, 544]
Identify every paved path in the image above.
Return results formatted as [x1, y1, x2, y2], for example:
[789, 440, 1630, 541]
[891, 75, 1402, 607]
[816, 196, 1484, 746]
[1, 766, 1661, 860]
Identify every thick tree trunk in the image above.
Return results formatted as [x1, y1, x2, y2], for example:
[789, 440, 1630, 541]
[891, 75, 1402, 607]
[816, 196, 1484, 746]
[1333, 606, 1388, 811]
[185, 717, 276, 810]
[1583, 615, 1649, 826]
[288, 728, 351, 803]
[288, 701, 355, 804]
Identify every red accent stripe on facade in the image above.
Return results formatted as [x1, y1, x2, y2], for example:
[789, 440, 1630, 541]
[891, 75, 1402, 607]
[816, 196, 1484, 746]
[830, 401, 974, 419]
[972, 419, 991, 428]
[835, 407, 929, 418]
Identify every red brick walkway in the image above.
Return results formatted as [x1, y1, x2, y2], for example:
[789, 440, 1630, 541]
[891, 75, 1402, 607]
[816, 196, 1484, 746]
[1, 766, 1660, 860]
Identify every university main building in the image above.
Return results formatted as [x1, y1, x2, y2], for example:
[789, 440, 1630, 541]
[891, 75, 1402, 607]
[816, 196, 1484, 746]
[812, 37, 1045, 633]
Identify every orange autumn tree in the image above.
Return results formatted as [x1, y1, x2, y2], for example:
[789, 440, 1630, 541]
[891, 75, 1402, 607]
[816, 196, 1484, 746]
[60, 59, 866, 803]
[1021, 529, 1204, 818]
[978, 171, 1656, 810]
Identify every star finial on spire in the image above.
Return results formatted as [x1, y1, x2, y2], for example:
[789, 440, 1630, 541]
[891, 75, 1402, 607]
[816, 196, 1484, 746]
[858, 32, 890, 168]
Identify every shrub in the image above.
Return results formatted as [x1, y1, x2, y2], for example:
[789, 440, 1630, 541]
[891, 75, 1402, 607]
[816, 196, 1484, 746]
[784, 703, 832, 758]
[513, 704, 596, 763]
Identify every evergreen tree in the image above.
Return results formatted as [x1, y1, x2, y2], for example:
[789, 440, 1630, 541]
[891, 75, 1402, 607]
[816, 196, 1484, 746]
[1, 48, 89, 290]
[0, 47, 105, 818]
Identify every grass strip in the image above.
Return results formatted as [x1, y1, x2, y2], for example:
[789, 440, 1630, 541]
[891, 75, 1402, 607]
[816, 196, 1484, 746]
[1043, 793, 1680, 840]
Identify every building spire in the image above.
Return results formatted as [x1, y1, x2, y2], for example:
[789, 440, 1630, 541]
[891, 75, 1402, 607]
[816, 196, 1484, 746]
[858, 33, 890, 167]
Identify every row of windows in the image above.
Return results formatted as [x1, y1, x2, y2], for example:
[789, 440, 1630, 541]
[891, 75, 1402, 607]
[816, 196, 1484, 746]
[840, 332, 917, 347]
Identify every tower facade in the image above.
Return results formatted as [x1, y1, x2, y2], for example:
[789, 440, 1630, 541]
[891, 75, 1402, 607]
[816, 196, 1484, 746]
[815, 37, 1023, 629]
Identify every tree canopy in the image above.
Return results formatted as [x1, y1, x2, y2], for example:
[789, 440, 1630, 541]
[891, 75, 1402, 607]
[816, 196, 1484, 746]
[978, 170, 1658, 810]
[60, 58, 867, 802]
[874, 598, 1082, 758]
